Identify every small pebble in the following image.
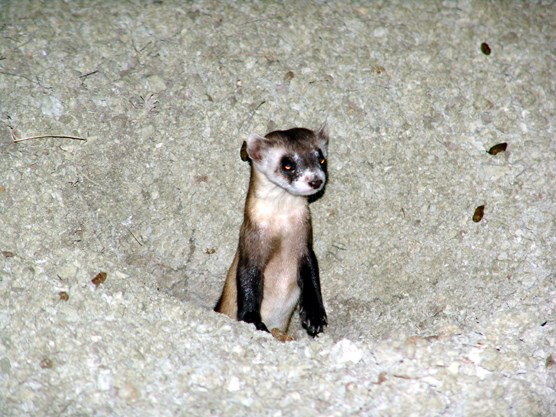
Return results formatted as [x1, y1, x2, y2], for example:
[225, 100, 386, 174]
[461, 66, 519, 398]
[91, 272, 107, 287]
[227, 376, 241, 392]
[480, 42, 491, 55]
[331, 339, 363, 365]
[487, 143, 507, 155]
[40, 358, 53, 369]
[473, 205, 485, 223]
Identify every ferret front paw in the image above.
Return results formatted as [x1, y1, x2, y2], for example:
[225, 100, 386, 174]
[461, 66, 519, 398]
[300, 309, 327, 337]
[240, 312, 270, 333]
[254, 321, 270, 332]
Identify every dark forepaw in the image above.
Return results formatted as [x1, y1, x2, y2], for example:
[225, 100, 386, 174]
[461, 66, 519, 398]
[254, 321, 270, 333]
[300, 309, 328, 337]
[240, 311, 270, 333]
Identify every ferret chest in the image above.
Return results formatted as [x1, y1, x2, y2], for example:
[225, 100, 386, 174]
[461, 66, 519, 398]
[250, 193, 308, 236]
[260, 227, 304, 331]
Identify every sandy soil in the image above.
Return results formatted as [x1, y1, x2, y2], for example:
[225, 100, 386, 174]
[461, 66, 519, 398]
[1, 1, 554, 416]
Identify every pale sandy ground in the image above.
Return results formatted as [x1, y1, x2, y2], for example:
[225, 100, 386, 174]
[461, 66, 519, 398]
[1, 1, 554, 416]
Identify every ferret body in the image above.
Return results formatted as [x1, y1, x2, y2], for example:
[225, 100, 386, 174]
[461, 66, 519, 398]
[215, 125, 329, 336]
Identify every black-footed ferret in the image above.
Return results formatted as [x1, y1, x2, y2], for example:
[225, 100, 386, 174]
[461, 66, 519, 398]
[215, 125, 329, 337]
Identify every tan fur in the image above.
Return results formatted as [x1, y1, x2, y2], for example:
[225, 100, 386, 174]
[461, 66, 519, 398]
[216, 167, 311, 332]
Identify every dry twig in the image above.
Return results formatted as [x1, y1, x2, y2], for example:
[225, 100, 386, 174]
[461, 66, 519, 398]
[12, 134, 87, 143]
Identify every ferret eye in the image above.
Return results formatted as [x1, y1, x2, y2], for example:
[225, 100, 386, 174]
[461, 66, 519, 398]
[281, 158, 296, 173]
[319, 157, 326, 166]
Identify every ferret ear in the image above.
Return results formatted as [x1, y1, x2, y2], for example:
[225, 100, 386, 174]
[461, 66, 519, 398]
[246, 133, 269, 162]
[240, 141, 250, 162]
[316, 122, 329, 156]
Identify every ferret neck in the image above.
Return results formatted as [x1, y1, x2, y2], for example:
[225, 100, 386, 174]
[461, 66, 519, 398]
[250, 167, 306, 206]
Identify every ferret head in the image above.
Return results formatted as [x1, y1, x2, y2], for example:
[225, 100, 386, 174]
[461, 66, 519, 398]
[246, 124, 329, 197]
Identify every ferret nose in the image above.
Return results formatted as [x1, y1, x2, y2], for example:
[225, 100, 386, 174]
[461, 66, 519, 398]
[309, 179, 323, 189]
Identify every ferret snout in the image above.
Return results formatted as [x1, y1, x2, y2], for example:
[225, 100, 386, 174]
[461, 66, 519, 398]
[309, 179, 323, 189]
[306, 170, 325, 191]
